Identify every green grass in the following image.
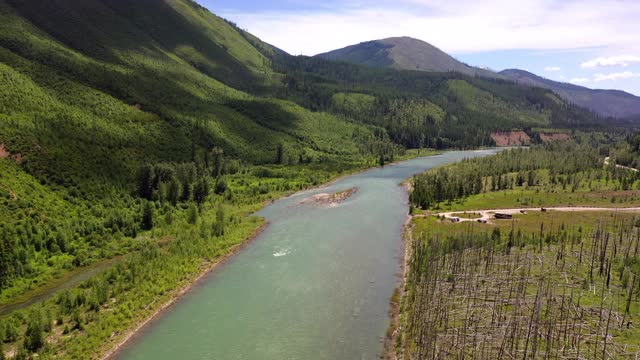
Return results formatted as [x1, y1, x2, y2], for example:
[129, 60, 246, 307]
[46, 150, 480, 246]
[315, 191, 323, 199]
[435, 187, 640, 212]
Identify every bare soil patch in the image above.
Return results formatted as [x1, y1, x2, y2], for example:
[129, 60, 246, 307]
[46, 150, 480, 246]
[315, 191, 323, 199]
[0, 143, 10, 158]
[0, 143, 24, 163]
[490, 131, 531, 147]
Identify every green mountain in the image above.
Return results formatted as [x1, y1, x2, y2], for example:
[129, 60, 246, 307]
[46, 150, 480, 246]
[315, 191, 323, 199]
[316, 36, 500, 78]
[500, 69, 640, 119]
[0, 0, 391, 178]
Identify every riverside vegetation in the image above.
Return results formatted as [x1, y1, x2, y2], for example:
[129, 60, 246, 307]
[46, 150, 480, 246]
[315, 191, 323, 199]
[396, 139, 640, 359]
[0, 0, 637, 358]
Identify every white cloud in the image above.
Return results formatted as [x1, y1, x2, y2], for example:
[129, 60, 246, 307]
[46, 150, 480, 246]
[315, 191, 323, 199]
[570, 78, 590, 84]
[593, 71, 640, 82]
[220, 0, 640, 55]
[544, 66, 561, 71]
[581, 55, 640, 68]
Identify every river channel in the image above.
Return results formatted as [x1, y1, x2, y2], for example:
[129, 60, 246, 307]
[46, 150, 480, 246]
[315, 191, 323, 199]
[118, 150, 499, 360]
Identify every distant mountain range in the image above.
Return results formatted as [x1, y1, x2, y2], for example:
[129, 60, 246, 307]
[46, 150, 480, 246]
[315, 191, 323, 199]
[318, 37, 640, 119]
[499, 69, 640, 119]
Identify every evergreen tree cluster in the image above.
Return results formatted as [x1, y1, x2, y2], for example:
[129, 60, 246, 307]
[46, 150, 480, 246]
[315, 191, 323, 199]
[410, 142, 629, 209]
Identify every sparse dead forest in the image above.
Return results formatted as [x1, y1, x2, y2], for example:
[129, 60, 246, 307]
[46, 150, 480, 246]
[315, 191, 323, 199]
[399, 212, 640, 359]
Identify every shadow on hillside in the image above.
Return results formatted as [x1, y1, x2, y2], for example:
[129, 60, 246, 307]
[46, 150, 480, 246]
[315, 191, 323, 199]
[5, 0, 260, 90]
[224, 99, 299, 131]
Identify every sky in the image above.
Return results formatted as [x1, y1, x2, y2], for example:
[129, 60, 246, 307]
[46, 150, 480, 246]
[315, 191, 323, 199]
[202, 0, 640, 95]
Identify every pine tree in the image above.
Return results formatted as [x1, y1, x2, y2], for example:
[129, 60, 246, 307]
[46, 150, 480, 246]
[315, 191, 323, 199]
[187, 204, 199, 225]
[213, 205, 225, 237]
[214, 178, 228, 195]
[276, 143, 285, 164]
[137, 165, 155, 199]
[24, 314, 43, 352]
[167, 177, 181, 205]
[211, 147, 224, 177]
[142, 202, 154, 230]
[193, 178, 210, 204]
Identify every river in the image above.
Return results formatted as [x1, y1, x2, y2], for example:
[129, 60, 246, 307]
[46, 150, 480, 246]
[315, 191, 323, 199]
[117, 150, 499, 360]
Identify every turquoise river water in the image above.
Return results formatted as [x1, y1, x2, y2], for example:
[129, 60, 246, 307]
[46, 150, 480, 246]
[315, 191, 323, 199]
[118, 150, 499, 360]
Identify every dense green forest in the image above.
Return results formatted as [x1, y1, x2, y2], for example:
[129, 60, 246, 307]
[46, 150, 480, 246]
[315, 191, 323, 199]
[410, 138, 639, 210]
[610, 132, 640, 168]
[0, 0, 636, 358]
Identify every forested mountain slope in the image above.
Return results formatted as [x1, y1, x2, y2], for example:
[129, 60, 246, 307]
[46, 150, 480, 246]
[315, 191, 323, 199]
[0, 0, 612, 207]
[0, 0, 397, 301]
[0, 0, 394, 179]
[501, 68, 640, 119]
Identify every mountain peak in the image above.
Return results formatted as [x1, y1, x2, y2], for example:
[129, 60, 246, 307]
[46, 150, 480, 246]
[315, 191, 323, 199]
[316, 36, 499, 78]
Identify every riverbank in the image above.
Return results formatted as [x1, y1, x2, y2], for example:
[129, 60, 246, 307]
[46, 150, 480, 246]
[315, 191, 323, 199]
[383, 212, 413, 360]
[0, 256, 124, 317]
[101, 221, 269, 360]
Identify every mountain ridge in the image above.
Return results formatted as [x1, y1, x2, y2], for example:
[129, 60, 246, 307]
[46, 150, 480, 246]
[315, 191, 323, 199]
[499, 68, 640, 119]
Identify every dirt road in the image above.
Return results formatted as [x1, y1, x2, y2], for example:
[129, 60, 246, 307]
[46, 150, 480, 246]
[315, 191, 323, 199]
[433, 206, 640, 223]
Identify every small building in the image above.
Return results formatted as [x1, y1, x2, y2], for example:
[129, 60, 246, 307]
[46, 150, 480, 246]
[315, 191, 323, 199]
[495, 213, 513, 220]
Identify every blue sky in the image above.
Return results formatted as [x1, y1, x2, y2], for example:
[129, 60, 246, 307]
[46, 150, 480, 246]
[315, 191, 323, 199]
[203, 0, 640, 95]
